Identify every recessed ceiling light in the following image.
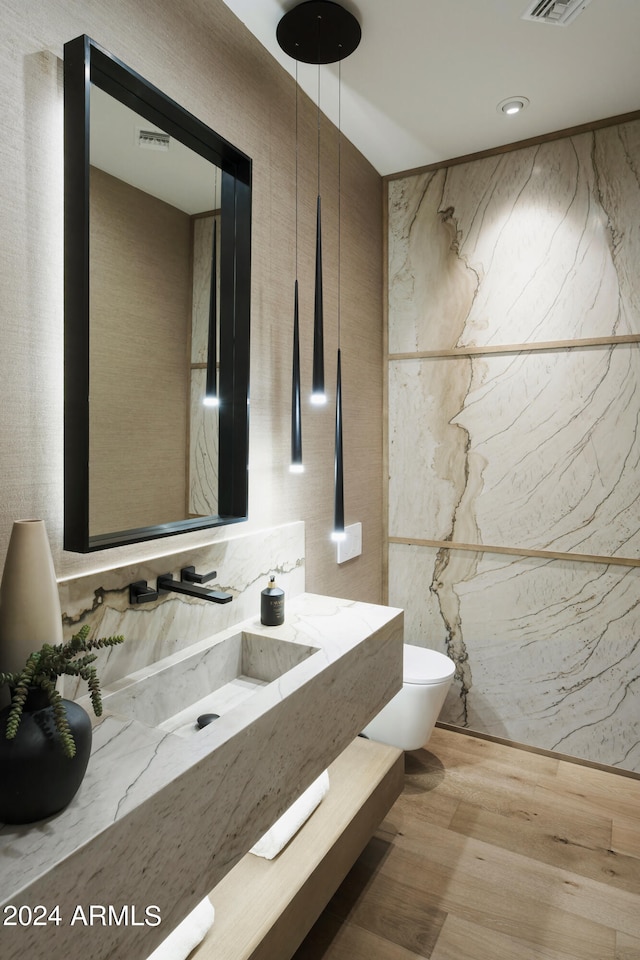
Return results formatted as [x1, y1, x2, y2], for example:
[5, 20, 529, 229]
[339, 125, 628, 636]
[497, 96, 530, 115]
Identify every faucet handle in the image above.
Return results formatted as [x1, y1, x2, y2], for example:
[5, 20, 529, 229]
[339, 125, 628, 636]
[129, 580, 159, 604]
[180, 566, 217, 584]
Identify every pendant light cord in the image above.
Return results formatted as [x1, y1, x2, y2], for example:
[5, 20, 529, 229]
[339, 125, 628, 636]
[317, 62, 321, 198]
[337, 59, 341, 349]
[295, 60, 299, 280]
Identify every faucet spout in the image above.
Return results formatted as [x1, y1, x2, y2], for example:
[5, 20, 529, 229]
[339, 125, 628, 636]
[156, 573, 233, 604]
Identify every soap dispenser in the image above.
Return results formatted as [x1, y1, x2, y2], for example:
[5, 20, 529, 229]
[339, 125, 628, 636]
[261, 574, 284, 626]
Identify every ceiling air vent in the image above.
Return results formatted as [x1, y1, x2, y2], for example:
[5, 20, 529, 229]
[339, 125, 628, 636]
[521, 0, 593, 25]
[137, 129, 171, 151]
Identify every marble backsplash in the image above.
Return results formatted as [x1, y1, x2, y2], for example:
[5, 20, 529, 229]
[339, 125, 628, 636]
[58, 521, 305, 697]
[387, 119, 640, 772]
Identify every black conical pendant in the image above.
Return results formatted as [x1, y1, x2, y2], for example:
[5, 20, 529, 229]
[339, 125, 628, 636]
[312, 195, 325, 402]
[291, 279, 303, 469]
[333, 348, 344, 537]
[205, 217, 218, 403]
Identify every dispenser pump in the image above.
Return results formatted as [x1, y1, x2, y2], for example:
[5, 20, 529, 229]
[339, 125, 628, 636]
[261, 574, 285, 626]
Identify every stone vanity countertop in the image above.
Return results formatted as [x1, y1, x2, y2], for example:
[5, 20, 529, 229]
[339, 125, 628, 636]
[0, 593, 403, 908]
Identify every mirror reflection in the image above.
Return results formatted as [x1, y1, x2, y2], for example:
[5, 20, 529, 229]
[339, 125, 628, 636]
[89, 87, 220, 536]
[64, 35, 251, 553]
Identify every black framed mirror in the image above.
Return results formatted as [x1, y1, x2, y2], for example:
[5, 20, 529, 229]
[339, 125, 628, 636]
[64, 35, 251, 552]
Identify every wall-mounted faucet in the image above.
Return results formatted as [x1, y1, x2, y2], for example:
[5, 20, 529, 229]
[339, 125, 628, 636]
[156, 568, 233, 604]
[129, 568, 233, 605]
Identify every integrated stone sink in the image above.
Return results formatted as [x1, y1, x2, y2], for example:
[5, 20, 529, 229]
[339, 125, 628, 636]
[101, 631, 320, 738]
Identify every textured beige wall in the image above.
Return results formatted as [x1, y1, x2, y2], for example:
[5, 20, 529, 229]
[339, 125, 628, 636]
[0, 0, 384, 601]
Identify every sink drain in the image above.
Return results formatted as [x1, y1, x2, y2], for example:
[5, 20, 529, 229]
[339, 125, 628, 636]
[196, 713, 220, 729]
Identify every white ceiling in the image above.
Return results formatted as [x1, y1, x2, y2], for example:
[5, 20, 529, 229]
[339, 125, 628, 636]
[221, 0, 640, 175]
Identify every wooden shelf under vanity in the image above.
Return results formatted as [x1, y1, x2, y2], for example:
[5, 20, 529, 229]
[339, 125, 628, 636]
[192, 735, 404, 960]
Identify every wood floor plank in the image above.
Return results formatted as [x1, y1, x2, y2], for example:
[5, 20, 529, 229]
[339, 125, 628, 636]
[322, 834, 447, 957]
[369, 826, 618, 959]
[529, 776, 617, 828]
[552, 760, 640, 822]
[429, 726, 561, 780]
[612, 814, 640, 858]
[407, 737, 541, 817]
[430, 913, 596, 960]
[448, 799, 639, 895]
[616, 930, 640, 960]
[397, 749, 460, 829]
[395, 809, 638, 936]
[293, 912, 429, 960]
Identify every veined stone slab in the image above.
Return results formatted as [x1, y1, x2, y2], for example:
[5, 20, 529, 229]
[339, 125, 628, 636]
[389, 542, 640, 772]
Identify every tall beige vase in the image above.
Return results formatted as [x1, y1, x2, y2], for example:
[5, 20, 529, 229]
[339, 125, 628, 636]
[0, 519, 63, 676]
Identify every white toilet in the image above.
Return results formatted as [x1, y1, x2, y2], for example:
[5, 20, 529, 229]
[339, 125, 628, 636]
[362, 644, 455, 751]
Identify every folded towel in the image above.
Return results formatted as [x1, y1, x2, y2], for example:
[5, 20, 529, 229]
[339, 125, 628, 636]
[146, 897, 215, 960]
[250, 770, 330, 860]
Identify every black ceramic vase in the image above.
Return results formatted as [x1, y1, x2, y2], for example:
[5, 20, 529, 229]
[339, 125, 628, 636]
[0, 687, 92, 824]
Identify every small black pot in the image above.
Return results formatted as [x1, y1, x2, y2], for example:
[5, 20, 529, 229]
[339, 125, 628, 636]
[0, 687, 92, 824]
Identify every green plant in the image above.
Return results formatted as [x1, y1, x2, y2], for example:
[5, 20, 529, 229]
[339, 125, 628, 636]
[0, 624, 125, 758]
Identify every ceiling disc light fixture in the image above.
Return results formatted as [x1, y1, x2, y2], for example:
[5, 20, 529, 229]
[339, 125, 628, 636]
[497, 96, 530, 115]
[276, 0, 361, 65]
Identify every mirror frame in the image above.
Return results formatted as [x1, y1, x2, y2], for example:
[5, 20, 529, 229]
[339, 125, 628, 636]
[63, 35, 251, 552]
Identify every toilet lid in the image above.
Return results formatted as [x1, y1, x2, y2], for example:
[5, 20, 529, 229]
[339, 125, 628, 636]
[404, 644, 455, 684]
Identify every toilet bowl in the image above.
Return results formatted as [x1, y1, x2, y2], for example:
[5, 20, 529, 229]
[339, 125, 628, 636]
[362, 644, 455, 751]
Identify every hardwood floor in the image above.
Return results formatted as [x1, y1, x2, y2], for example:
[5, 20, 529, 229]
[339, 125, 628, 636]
[292, 726, 640, 960]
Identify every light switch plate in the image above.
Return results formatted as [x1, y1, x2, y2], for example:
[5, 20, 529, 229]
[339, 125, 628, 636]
[336, 522, 362, 564]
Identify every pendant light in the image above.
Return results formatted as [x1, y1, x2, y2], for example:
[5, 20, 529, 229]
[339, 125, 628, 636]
[290, 276, 303, 471]
[332, 347, 345, 541]
[204, 171, 219, 407]
[277, 0, 360, 537]
[311, 64, 325, 408]
[331, 59, 345, 542]
[290, 64, 304, 472]
[277, 0, 361, 407]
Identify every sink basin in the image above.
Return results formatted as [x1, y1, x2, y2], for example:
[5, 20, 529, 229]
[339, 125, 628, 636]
[102, 631, 320, 738]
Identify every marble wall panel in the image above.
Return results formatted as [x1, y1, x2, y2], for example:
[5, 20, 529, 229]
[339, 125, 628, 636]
[189, 367, 219, 516]
[191, 214, 218, 366]
[389, 543, 640, 771]
[388, 357, 474, 544]
[388, 121, 640, 353]
[189, 213, 220, 515]
[389, 345, 640, 557]
[58, 522, 305, 697]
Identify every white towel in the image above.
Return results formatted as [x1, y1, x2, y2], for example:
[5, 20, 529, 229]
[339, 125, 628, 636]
[249, 770, 330, 860]
[146, 897, 215, 960]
